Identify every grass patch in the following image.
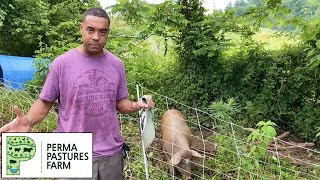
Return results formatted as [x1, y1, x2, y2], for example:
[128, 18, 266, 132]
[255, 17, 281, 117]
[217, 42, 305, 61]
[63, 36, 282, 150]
[0, 88, 57, 132]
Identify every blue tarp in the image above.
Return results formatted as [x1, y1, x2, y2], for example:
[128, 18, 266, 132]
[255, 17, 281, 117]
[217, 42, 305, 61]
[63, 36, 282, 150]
[0, 55, 36, 90]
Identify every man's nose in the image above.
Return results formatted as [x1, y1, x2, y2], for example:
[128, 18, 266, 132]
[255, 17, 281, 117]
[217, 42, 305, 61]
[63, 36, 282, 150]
[92, 32, 99, 41]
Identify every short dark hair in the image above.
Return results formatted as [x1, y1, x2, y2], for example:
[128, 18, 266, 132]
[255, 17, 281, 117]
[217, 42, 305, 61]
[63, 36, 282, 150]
[82, 7, 110, 26]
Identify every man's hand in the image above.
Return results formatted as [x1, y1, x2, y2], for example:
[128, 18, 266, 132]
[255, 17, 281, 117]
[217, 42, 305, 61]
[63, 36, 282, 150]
[137, 95, 155, 110]
[116, 95, 155, 114]
[0, 105, 32, 143]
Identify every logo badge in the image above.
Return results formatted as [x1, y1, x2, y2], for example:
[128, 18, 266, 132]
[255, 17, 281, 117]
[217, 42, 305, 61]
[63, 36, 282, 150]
[1, 133, 92, 178]
[6, 136, 36, 175]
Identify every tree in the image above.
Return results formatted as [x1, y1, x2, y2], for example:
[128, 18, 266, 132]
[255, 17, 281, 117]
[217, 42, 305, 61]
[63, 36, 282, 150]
[112, 0, 236, 109]
[169, 0, 230, 110]
[45, 0, 100, 46]
[0, 0, 49, 56]
[26, 0, 100, 89]
[301, 0, 320, 19]
[225, 2, 233, 11]
[233, 0, 249, 16]
[0, 0, 100, 57]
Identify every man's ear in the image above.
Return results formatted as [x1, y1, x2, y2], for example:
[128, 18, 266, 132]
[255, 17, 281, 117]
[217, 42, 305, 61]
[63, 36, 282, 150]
[191, 150, 203, 158]
[80, 22, 84, 31]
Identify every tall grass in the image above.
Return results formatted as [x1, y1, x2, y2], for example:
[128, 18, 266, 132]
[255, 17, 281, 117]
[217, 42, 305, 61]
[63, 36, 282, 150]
[0, 87, 57, 132]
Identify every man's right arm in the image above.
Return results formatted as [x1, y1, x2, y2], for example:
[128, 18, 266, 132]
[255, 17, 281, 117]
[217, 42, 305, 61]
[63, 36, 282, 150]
[27, 98, 54, 126]
[0, 98, 54, 134]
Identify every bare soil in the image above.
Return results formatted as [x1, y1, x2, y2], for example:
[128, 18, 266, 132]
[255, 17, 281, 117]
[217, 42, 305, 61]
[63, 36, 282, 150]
[152, 127, 320, 169]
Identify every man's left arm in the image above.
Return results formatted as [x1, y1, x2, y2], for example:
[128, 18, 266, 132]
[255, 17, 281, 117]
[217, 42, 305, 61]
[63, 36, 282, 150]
[116, 95, 154, 114]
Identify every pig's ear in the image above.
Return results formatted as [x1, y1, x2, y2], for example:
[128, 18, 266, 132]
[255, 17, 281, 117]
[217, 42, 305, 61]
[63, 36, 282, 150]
[170, 154, 182, 165]
[191, 150, 203, 158]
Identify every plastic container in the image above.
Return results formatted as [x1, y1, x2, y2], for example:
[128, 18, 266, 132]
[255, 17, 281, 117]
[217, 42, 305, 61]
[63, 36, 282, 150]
[0, 55, 36, 90]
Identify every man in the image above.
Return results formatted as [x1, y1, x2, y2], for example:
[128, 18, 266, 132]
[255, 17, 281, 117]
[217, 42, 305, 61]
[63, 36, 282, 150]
[0, 7, 155, 180]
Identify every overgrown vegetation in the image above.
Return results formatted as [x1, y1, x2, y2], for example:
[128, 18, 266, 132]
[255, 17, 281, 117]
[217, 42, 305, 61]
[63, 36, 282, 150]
[0, 88, 56, 132]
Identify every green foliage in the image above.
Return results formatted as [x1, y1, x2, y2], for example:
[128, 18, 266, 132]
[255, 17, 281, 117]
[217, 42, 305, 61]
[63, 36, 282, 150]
[207, 134, 240, 178]
[112, 0, 231, 110]
[300, 0, 320, 19]
[169, 2, 229, 110]
[0, 88, 57, 132]
[26, 39, 80, 93]
[244, 0, 288, 29]
[111, 0, 149, 25]
[119, 119, 170, 179]
[0, 90, 30, 124]
[45, 0, 100, 45]
[214, 39, 320, 142]
[121, 42, 173, 97]
[299, 18, 320, 69]
[0, 1, 13, 27]
[229, 0, 289, 31]
[111, 0, 320, 142]
[316, 127, 320, 139]
[207, 98, 239, 128]
[247, 120, 277, 156]
[230, 0, 320, 32]
[0, 0, 49, 56]
[205, 118, 316, 179]
[2, 1, 320, 178]
[0, 0, 99, 56]
[21, 0, 100, 89]
[112, 0, 188, 51]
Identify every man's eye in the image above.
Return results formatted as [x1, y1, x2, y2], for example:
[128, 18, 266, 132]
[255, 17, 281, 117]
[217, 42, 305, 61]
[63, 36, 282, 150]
[100, 31, 107, 36]
[87, 28, 94, 33]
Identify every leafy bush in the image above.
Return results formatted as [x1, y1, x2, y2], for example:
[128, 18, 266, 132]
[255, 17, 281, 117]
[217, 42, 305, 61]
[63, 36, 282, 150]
[206, 41, 320, 142]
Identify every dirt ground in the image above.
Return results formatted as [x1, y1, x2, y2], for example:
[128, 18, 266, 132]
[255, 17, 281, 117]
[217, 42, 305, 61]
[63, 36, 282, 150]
[152, 127, 320, 169]
[193, 128, 320, 167]
[270, 130, 320, 167]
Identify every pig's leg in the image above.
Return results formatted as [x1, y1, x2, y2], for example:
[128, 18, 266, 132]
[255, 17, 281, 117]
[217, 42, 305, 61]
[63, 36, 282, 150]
[165, 152, 176, 177]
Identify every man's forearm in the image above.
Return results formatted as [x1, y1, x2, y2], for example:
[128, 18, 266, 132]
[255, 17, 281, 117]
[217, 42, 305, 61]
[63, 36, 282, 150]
[116, 99, 140, 114]
[27, 98, 54, 126]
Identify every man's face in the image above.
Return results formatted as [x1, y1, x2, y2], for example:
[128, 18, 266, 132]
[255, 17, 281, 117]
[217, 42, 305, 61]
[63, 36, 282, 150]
[80, 15, 109, 56]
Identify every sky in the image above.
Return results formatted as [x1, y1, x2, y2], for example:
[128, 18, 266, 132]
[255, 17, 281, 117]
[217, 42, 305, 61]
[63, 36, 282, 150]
[99, 0, 236, 13]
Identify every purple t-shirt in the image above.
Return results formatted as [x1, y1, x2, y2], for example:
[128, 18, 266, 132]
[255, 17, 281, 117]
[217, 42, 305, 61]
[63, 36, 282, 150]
[40, 48, 129, 157]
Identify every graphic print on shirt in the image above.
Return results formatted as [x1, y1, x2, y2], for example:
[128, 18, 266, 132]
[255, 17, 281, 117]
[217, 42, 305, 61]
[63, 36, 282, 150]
[73, 70, 115, 117]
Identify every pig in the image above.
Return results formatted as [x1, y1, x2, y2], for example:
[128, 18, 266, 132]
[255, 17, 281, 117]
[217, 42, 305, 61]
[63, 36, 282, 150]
[161, 109, 203, 180]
